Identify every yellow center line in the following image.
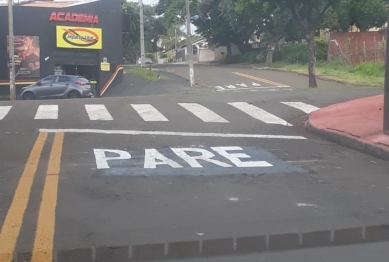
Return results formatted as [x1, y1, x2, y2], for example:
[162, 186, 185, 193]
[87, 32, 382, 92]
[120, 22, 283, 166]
[232, 72, 288, 87]
[232, 72, 280, 86]
[31, 132, 64, 262]
[0, 132, 48, 262]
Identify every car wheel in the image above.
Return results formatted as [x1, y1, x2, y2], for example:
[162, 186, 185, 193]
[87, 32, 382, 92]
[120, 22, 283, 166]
[22, 92, 35, 100]
[68, 91, 81, 99]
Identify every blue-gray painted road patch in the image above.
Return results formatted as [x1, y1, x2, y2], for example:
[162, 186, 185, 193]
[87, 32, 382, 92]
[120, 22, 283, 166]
[93, 146, 306, 176]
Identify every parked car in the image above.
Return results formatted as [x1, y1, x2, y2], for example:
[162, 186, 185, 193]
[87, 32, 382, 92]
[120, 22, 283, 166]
[20, 75, 94, 100]
[137, 57, 153, 65]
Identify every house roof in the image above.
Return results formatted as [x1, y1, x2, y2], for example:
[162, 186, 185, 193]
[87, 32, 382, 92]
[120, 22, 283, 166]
[0, 0, 100, 8]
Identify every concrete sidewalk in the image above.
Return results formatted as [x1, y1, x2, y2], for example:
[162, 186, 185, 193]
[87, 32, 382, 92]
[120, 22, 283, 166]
[307, 95, 389, 161]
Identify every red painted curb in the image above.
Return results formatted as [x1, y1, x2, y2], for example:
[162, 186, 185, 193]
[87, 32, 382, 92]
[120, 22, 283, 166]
[306, 117, 389, 161]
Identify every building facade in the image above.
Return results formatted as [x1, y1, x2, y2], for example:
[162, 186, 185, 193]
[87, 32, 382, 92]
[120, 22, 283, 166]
[0, 0, 124, 97]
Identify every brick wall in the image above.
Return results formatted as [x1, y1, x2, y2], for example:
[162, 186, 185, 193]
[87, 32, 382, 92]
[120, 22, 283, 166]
[328, 31, 386, 65]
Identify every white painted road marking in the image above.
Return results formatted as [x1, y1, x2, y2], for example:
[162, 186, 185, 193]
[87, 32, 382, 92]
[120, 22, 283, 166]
[93, 147, 274, 170]
[34, 105, 58, 120]
[179, 103, 229, 123]
[228, 102, 292, 126]
[144, 149, 182, 168]
[94, 149, 132, 169]
[85, 104, 113, 121]
[0, 106, 12, 120]
[211, 147, 273, 167]
[171, 148, 232, 168]
[131, 104, 169, 122]
[281, 102, 320, 114]
[39, 128, 307, 140]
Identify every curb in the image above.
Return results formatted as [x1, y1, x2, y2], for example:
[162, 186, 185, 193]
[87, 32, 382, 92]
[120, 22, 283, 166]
[306, 119, 389, 161]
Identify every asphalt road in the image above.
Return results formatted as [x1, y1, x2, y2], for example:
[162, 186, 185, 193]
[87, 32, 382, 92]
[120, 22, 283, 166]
[0, 65, 388, 262]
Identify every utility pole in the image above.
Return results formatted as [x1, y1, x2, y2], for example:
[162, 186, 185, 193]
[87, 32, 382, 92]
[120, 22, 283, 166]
[8, 0, 16, 100]
[384, 0, 389, 134]
[139, 0, 145, 68]
[175, 27, 177, 62]
[186, 0, 194, 87]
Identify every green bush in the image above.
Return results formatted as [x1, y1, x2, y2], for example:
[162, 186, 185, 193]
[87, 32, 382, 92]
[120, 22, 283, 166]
[315, 37, 328, 62]
[146, 53, 154, 60]
[280, 38, 327, 64]
[243, 51, 261, 63]
[159, 53, 168, 59]
[222, 54, 245, 64]
[272, 49, 283, 62]
[282, 42, 308, 64]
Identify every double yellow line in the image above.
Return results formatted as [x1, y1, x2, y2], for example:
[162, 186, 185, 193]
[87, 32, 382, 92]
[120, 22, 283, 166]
[232, 72, 289, 87]
[0, 132, 64, 262]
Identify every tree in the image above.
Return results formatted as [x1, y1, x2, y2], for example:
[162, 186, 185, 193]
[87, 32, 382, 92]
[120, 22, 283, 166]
[322, 0, 387, 33]
[267, 0, 337, 87]
[222, 0, 300, 63]
[156, 0, 197, 29]
[122, 0, 140, 63]
[122, 0, 167, 63]
[349, 0, 387, 31]
[193, 0, 253, 54]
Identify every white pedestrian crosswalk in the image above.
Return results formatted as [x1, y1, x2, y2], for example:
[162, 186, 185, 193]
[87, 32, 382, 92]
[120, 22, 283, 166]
[178, 103, 229, 123]
[131, 104, 169, 122]
[0, 106, 12, 120]
[34, 105, 59, 120]
[280, 102, 319, 114]
[0, 101, 320, 126]
[85, 104, 113, 121]
[229, 102, 292, 126]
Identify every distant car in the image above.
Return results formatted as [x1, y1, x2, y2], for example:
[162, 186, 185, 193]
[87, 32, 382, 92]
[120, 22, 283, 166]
[20, 75, 94, 100]
[137, 57, 153, 65]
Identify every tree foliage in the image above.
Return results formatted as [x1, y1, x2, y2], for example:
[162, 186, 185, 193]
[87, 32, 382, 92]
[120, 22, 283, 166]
[193, 0, 253, 54]
[122, 0, 168, 63]
[153, 0, 386, 87]
[349, 0, 387, 31]
[324, 0, 387, 32]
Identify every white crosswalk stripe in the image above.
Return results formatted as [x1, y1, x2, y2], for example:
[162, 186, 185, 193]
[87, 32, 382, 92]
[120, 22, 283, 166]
[228, 102, 292, 126]
[85, 104, 113, 121]
[34, 105, 58, 120]
[178, 103, 229, 123]
[0, 106, 12, 120]
[1, 101, 320, 126]
[281, 102, 319, 114]
[131, 104, 169, 122]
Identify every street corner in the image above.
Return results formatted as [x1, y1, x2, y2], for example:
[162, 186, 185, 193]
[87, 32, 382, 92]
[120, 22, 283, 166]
[306, 95, 389, 161]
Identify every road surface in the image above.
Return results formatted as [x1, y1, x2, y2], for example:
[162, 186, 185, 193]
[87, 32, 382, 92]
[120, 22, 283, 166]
[0, 65, 388, 262]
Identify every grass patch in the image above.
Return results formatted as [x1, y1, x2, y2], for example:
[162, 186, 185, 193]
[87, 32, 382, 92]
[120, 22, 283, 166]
[264, 61, 384, 86]
[126, 67, 168, 81]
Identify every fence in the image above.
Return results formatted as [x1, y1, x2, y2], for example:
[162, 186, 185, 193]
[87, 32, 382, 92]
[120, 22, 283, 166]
[328, 31, 386, 66]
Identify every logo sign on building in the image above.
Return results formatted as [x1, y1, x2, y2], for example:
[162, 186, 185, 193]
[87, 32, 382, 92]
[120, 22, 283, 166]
[100, 62, 110, 71]
[56, 26, 102, 49]
[50, 12, 99, 24]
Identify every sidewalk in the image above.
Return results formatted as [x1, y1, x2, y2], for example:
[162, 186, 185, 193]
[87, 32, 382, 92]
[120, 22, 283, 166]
[307, 95, 389, 161]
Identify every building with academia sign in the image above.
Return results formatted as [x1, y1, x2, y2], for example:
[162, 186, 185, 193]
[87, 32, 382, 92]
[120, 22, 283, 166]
[0, 0, 125, 97]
